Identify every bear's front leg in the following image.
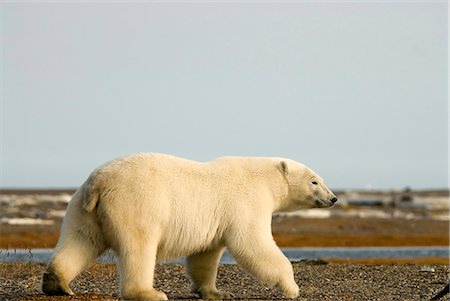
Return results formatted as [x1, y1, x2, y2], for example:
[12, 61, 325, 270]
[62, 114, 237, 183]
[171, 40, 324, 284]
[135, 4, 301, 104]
[186, 246, 234, 300]
[226, 227, 299, 298]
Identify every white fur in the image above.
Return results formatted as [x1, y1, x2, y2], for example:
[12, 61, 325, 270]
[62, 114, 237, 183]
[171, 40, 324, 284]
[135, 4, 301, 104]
[42, 153, 336, 300]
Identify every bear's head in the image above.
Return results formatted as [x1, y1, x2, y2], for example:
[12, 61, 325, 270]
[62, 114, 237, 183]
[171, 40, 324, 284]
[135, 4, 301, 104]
[278, 160, 337, 211]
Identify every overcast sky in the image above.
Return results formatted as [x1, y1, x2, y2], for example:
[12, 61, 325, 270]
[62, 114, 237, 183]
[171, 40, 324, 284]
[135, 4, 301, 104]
[0, 1, 448, 190]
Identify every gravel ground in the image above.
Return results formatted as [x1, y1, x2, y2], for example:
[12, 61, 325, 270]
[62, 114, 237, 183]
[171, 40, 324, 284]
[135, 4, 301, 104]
[1, 260, 448, 301]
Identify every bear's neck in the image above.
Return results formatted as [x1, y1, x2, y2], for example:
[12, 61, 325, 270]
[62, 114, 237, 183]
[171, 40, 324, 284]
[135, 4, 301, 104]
[256, 168, 290, 213]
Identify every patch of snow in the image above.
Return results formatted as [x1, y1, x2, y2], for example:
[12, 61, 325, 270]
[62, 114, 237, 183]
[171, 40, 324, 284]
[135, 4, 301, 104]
[0, 194, 73, 207]
[279, 209, 332, 219]
[433, 214, 450, 221]
[0, 217, 54, 226]
[332, 209, 392, 219]
[48, 210, 66, 218]
[413, 197, 449, 209]
[36, 194, 72, 203]
[8, 197, 39, 207]
[391, 210, 418, 220]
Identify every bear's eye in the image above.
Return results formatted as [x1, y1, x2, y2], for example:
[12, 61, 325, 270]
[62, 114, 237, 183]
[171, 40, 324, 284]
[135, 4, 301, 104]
[312, 181, 318, 185]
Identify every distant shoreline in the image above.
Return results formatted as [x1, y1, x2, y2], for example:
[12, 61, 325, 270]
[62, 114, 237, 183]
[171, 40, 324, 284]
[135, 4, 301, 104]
[1, 247, 449, 265]
[1, 190, 448, 250]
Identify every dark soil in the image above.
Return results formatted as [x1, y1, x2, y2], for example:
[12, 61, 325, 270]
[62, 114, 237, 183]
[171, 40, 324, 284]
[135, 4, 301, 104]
[0, 261, 448, 301]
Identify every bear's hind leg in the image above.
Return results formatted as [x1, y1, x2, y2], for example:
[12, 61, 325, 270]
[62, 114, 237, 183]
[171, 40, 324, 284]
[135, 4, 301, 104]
[42, 230, 106, 295]
[118, 241, 167, 301]
[186, 246, 233, 299]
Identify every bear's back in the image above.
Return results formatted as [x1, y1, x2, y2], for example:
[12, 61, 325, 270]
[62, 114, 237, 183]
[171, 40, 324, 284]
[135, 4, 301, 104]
[87, 153, 288, 196]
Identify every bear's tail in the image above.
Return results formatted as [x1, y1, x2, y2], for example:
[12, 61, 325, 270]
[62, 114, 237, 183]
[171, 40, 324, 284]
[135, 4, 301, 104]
[82, 185, 100, 212]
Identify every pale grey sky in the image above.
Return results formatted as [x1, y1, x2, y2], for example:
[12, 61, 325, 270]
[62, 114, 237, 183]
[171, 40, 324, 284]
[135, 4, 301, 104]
[0, 1, 448, 189]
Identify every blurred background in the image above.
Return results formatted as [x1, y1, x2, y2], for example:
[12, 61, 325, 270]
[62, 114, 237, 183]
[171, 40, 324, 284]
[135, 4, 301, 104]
[0, 1, 448, 264]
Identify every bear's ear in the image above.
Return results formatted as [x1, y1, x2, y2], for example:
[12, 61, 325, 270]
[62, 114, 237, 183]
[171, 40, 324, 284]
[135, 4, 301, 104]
[278, 161, 289, 177]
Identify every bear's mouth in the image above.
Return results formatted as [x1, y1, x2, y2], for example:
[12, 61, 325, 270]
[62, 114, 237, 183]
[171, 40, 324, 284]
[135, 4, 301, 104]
[315, 199, 333, 208]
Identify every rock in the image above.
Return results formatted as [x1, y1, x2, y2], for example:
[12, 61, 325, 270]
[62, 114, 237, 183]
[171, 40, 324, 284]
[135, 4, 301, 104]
[420, 266, 436, 272]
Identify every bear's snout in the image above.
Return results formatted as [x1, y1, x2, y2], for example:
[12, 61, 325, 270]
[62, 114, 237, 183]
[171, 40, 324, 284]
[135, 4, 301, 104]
[331, 197, 338, 204]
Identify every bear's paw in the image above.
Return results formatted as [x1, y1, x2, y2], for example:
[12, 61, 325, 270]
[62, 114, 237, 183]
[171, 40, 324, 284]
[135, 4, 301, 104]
[122, 289, 168, 301]
[41, 269, 74, 296]
[198, 289, 234, 300]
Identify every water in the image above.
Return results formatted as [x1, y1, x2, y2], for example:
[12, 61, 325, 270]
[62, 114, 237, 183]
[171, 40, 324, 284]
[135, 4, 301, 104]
[1, 247, 448, 264]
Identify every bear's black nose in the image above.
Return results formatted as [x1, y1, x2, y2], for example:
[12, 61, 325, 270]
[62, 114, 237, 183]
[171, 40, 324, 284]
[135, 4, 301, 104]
[331, 197, 338, 204]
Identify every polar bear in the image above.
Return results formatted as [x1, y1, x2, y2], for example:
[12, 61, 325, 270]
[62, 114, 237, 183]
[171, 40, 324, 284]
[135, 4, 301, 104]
[42, 153, 337, 300]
